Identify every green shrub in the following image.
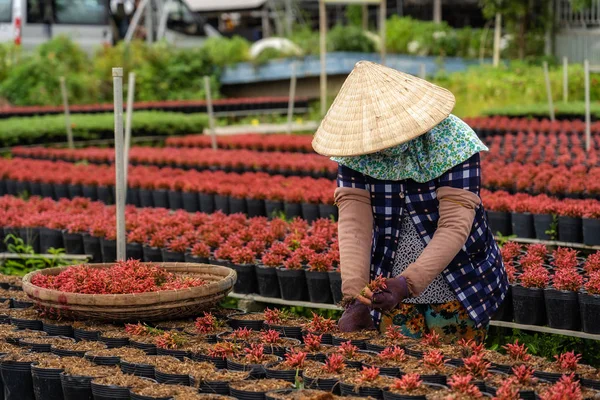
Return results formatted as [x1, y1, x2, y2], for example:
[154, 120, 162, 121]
[0, 112, 208, 148]
[290, 27, 320, 56]
[202, 36, 250, 67]
[328, 25, 376, 53]
[483, 101, 600, 119]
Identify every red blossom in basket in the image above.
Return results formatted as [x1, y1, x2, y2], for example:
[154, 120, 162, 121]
[423, 350, 446, 369]
[384, 325, 406, 341]
[503, 340, 531, 362]
[232, 327, 253, 340]
[391, 373, 423, 391]
[422, 331, 441, 347]
[260, 330, 281, 344]
[338, 341, 359, 358]
[304, 313, 336, 333]
[512, 365, 538, 385]
[554, 351, 581, 372]
[519, 253, 544, 270]
[195, 312, 218, 334]
[585, 271, 600, 295]
[231, 248, 255, 265]
[191, 242, 211, 258]
[283, 254, 303, 270]
[244, 344, 266, 364]
[303, 334, 322, 352]
[540, 374, 582, 400]
[207, 342, 236, 359]
[368, 276, 388, 292]
[552, 268, 583, 292]
[322, 353, 345, 374]
[447, 374, 483, 398]
[462, 353, 491, 379]
[379, 346, 407, 363]
[501, 242, 521, 262]
[282, 349, 307, 369]
[520, 265, 549, 289]
[261, 252, 285, 268]
[264, 308, 283, 325]
[584, 252, 600, 274]
[357, 366, 380, 383]
[307, 253, 333, 272]
[551, 247, 579, 270]
[492, 377, 520, 400]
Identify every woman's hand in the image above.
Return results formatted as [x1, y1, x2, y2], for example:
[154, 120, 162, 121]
[358, 276, 409, 311]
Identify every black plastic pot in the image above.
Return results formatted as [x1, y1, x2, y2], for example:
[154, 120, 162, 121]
[581, 378, 600, 391]
[40, 182, 54, 199]
[226, 359, 266, 379]
[101, 239, 117, 263]
[155, 370, 190, 386]
[558, 216, 583, 243]
[229, 386, 270, 400]
[284, 202, 302, 220]
[43, 322, 74, 337]
[142, 246, 163, 262]
[127, 243, 144, 260]
[130, 392, 172, 400]
[39, 228, 64, 253]
[161, 250, 185, 263]
[67, 184, 83, 199]
[328, 270, 342, 304]
[84, 353, 120, 366]
[214, 195, 230, 214]
[491, 285, 513, 322]
[156, 348, 189, 361]
[331, 337, 366, 350]
[139, 189, 154, 208]
[199, 193, 215, 214]
[167, 191, 183, 211]
[97, 186, 113, 204]
[276, 268, 308, 301]
[181, 192, 199, 213]
[10, 317, 43, 331]
[82, 235, 102, 263]
[265, 367, 302, 383]
[198, 379, 231, 395]
[306, 271, 333, 304]
[227, 313, 264, 331]
[61, 373, 95, 400]
[533, 370, 562, 384]
[190, 353, 227, 369]
[51, 348, 87, 358]
[512, 285, 546, 326]
[11, 299, 34, 309]
[229, 197, 247, 215]
[246, 199, 265, 218]
[340, 382, 383, 399]
[583, 218, 600, 246]
[230, 264, 258, 295]
[120, 361, 155, 379]
[74, 328, 101, 342]
[82, 185, 98, 201]
[63, 232, 84, 254]
[511, 213, 535, 238]
[151, 190, 168, 209]
[30, 182, 42, 197]
[319, 204, 338, 221]
[99, 336, 129, 349]
[487, 211, 512, 236]
[265, 200, 284, 218]
[129, 340, 157, 355]
[377, 366, 401, 378]
[301, 203, 320, 223]
[127, 187, 140, 207]
[420, 374, 447, 386]
[91, 380, 130, 400]
[303, 375, 340, 394]
[15, 181, 29, 197]
[31, 365, 64, 400]
[544, 288, 580, 330]
[579, 292, 600, 334]
[184, 254, 209, 264]
[256, 265, 281, 298]
[54, 183, 69, 200]
[1, 360, 35, 400]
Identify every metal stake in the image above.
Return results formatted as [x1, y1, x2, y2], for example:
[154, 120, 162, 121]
[60, 77, 74, 149]
[204, 76, 217, 150]
[585, 60, 591, 152]
[124, 72, 136, 188]
[493, 13, 501, 67]
[563, 56, 568, 103]
[543, 61, 555, 122]
[319, 0, 327, 116]
[287, 62, 297, 135]
[112, 68, 126, 261]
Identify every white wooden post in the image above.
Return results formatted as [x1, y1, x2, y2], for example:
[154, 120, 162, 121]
[585, 60, 591, 152]
[379, 0, 386, 65]
[112, 68, 126, 261]
[60, 77, 74, 149]
[433, 0, 441, 23]
[419, 64, 426, 79]
[543, 61, 555, 122]
[319, 0, 327, 116]
[145, 0, 153, 44]
[287, 62, 297, 135]
[204, 76, 217, 150]
[493, 13, 502, 67]
[563, 56, 568, 103]
[124, 72, 135, 188]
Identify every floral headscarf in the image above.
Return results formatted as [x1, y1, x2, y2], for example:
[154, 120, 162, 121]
[331, 114, 488, 183]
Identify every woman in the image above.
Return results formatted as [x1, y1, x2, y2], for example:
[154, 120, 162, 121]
[312, 61, 508, 342]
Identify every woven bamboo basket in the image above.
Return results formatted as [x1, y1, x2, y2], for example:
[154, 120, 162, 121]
[22, 263, 236, 322]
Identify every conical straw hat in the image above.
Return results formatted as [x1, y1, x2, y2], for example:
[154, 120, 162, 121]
[312, 61, 456, 157]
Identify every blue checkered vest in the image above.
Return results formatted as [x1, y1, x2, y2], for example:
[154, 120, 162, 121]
[337, 153, 508, 327]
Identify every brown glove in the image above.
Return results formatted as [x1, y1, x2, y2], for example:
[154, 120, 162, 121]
[335, 187, 373, 302]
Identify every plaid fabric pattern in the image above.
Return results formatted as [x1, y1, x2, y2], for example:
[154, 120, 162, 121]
[337, 153, 508, 327]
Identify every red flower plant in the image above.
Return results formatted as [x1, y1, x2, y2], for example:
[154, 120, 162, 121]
[554, 351, 581, 372]
[260, 330, 281, 344]
[379, 346, 407, 363]
[282, 349, 307, 369]
[207, 342, 236, 359]
[551, 248, 579, 270]
[493, 377, 520, 400]
[303, 334, 322, 352]
[322, 353, 345, 374]
[458, 339, 485, 356]
[338, 341, 359, 358]
[304, 313, 336, 333]
[526, 244, 548, 260]
[501, 242, 521, 262]
[447, 374, 483, 398]
[191, 242, 210, 258]
[552, 268, 583, 292]
[283, 255, 303, 270]
[423, 350, 446, 369]
[261, 252, 285, 268]
[584, 252, 600, 274]
[367, 276, 388, 292]
[503, 340, 531, 362]
[520, 265, 549, 289]
[519, 253, 544, 270]
[155, 331, 186, 349]
[231, 248, 255, 265]
[385, 325, 406, 341]
[391, 374, 423, 392]
[462, 353, 491, 379]
[244, 344, 266, 364]
[512, 365, 537, 385]
[540, 374, 582, 400]
[422, 331, 441, 347]
[195, 312, 218, 334]
[264, 308, 283, 325]
[307, 253, 333, 272]
[357, 366, 380, 384]
[231, 327, 252, 340]
[585, 270, 600, 295]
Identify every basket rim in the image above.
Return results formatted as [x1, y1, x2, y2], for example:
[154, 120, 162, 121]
[22, 262, 236, 307]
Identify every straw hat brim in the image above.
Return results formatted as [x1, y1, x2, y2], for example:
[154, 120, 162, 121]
[312, 61, 456, 157]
